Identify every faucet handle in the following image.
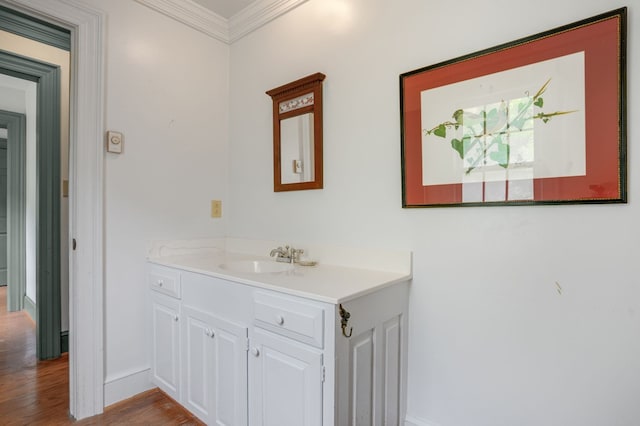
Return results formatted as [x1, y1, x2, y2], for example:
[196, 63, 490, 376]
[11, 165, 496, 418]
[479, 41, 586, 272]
[291, 248, 304, 263]
[270, 245, 291, 258]
[270, 246, 285, 257]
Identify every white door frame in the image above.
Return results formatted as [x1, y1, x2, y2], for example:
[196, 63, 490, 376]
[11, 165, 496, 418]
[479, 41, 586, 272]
[2, 0, 105, 419]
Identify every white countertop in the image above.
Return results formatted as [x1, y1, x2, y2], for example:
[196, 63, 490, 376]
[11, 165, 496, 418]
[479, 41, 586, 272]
[148, 251, 411, 304]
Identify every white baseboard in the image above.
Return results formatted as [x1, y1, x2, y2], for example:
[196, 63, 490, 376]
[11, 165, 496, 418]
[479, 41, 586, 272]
[405, 414, 443, 426]
[23, 295, 35, 321]
[104, 367, 154, 407]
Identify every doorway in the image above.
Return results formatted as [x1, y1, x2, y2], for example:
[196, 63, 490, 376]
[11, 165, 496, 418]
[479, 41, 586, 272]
[0, 49, 64, 360]
[1, 1, 74, 362]
[0, 134, 6, 286]
[0, 109, 26, 310]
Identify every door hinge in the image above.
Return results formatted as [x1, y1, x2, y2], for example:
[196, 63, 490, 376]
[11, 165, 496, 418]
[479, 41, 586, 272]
[245, 338, 250, 352]
[321, 365, 325, 383]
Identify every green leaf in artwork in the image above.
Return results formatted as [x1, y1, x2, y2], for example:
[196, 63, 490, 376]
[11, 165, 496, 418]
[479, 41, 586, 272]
[534, 97, 544, 108]
[434, 124, 447, 138]
[485, 108, 500, 131]
[451, 138, 464, 159]
[489, 136, 510, 168]
[452, 109, 464, 125]
[511, 116, 526, 130]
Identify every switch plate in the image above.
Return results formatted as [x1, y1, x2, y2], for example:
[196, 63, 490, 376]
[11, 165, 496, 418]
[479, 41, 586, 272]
[293, 160, 303, 174]
[211, 200, 222, 218]
[106, 131, 123, 153]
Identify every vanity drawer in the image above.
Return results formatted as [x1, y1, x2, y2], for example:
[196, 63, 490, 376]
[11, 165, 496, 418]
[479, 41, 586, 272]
[253, 292, 324, 348]
[148, 265, 182, 299]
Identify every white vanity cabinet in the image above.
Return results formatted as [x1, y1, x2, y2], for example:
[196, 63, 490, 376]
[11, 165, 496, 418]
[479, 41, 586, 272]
[148, 259, 409, 426]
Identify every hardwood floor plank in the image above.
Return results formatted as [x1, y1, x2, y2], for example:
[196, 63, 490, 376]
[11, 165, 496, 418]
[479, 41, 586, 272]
[0, 287, 203, 425]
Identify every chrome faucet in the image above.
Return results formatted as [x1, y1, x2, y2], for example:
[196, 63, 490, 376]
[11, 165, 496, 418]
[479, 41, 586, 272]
[270, 246, 291, 263]
[269, 245, 304, 263]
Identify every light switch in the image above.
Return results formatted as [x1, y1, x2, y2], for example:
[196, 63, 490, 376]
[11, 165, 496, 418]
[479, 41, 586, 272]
[106, 130, 123, 153]
[293, 160, 303, 174]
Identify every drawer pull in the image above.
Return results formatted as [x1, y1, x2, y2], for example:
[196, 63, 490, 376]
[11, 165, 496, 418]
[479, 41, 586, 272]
[275, 315, 285, 325]
[148, 267, 182, 299]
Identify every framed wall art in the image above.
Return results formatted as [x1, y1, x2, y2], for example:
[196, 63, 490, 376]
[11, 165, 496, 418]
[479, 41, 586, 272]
[400, 7, 627, 207]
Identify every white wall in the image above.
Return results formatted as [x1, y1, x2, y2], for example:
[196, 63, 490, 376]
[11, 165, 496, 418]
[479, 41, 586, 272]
[76, 0, 229, 386]
[229, 1, 639, 425]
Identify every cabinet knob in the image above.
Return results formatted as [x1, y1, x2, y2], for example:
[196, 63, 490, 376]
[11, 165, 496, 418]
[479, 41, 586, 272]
[205, 328, 215, 338]
[251, 347, 260, 357]
[158, 280, 164, 287]
[275, 314, 285, 325]
[173, 315, 179, 322]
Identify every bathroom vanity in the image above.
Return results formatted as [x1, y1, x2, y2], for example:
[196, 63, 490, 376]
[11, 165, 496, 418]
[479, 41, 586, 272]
[147, 240, 411, 426]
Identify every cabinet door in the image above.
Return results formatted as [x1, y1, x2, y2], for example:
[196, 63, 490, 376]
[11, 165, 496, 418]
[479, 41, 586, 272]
[334, 285, 408, 426]
[249, 329, 323, 426]
[151, 293, 181, 401]
[183, 305, 248, 426]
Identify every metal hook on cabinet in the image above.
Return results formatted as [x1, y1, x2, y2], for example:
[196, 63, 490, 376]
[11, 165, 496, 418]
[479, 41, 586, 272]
[339, 304, 353, 338]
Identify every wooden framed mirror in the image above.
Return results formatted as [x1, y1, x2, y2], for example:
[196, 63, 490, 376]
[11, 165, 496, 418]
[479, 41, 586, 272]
[267, 72, 325, 192]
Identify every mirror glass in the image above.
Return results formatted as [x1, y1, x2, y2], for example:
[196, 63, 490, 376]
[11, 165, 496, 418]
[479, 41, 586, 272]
[280, 112, 314, 184]
[266, 73, 325, 192]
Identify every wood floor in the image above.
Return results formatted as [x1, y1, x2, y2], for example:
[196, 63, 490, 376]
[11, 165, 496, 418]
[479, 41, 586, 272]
[0, 286, 203, 425]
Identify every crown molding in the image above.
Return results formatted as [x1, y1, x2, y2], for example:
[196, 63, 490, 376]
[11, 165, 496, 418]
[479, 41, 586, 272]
[135, 0, 309, 44]
[135, 0, 228, 43]
[229, 0, 308, 43]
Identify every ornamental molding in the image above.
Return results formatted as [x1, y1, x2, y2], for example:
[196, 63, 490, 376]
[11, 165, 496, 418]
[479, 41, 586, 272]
[279, 92, 314, 113]
[135, 0, 309, 44]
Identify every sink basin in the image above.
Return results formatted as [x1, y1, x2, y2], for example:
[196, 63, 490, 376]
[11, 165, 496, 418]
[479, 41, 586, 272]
[219, 260, 294, 274]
